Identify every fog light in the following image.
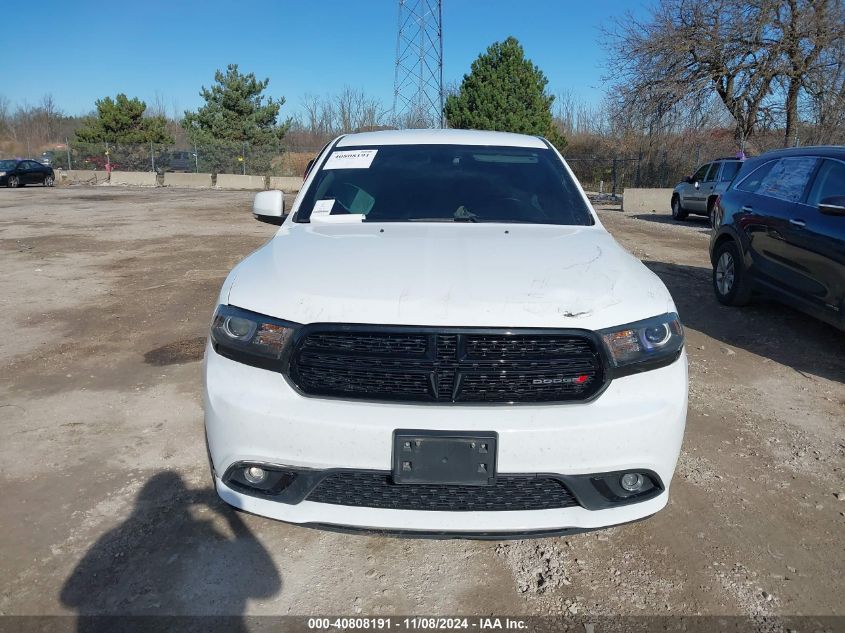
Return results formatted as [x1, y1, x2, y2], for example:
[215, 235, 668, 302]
[620, 473, 644, 492]
[244, 466, 268, 485]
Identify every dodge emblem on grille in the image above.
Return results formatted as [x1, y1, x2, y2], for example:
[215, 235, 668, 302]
[532, 375, 589, 385]
[293, 328, 600, 402]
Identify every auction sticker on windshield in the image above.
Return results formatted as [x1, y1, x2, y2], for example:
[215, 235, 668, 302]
[312, 199, 335, 216]
[323, 149, 378, 169]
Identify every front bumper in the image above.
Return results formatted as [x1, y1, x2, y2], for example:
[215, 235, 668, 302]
[203, 342, 687, 534]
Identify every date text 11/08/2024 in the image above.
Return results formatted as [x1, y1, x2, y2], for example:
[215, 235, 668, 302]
[307, 617, 529, 630]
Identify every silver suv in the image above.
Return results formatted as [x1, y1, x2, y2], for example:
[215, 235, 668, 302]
[671, 158, 743, 224]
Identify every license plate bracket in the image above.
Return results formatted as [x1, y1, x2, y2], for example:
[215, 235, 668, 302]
[392, 430, 497, 485]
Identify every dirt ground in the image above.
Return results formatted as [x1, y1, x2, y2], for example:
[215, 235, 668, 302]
[0, 187, 843, 620]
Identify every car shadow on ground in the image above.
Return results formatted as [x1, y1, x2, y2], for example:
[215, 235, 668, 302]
[60, 471, 280, 632]
[643, 260, 845, 383]
[630, 213, 711, 231]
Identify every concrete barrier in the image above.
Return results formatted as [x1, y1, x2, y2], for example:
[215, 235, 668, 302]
[109, 171, 157, 186]
[56, 169, 110, 185]
[216, 174, 266, 190]
[268, 176, 303, 193]
[622, 188, 674, 213]
[54, 169, 303, 192]
[164, 172, 213, 188]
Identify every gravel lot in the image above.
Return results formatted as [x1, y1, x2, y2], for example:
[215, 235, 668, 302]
[1, 187, 843, 620]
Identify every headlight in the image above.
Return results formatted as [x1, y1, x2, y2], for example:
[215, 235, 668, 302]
[598, 313, 684, 375]
[0, 171, 6, 177]
[210, 305, 298, 368]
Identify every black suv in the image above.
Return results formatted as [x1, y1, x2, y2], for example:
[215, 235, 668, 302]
[710, 146, 845, 330]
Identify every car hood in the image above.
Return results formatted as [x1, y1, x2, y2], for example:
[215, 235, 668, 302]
[226, 222, 676, 330]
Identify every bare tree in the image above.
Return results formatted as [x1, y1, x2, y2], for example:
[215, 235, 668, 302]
[605, 0, 845, 148]
[604, 0, 782, 147]
[0, 95, 77, 155]
[0, 95, 10, 139]
[149, 92, 168, 118]
[334, 87, 387, 132]
[356, 93, 384, 131]
[297, 89, 387, 138]
[555, 90, 604, 136]
[770, 0, 842, 145]
[334, 87, 358, 133]
[38, 94, 60, 142]
[804, 31, 845, 143]
[300, 93, 321, 135]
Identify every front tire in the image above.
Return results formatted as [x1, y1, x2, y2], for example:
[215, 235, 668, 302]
[713, 240, 752, 306]
[44, 175, 54, 187]
[671, 195, 688, 221]
[7, 175, 19, 188]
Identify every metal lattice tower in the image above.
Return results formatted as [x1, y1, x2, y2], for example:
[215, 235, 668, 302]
[392, 0, 444, 129]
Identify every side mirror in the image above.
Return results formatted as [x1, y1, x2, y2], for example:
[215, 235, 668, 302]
[684, 175, 694, 184]
[819, 196, 845, 216]
[253, 190, 286, 225]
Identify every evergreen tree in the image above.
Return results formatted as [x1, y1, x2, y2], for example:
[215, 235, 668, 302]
[75, 94, 173, 145]
[182, 64, 291, 174]
[73, 94, 173, 170]
[445, 37, 565, 148]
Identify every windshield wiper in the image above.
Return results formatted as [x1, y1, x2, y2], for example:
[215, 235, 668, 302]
[404, 217, 476, 223]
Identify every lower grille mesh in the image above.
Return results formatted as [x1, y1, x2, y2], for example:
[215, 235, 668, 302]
[306, 472, 580, 511]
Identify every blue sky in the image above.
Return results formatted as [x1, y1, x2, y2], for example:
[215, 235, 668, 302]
[1, 0, 649, 118]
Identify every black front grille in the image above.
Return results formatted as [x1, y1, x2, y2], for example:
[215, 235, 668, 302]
[289, 328, 604, 403]
[306, 472, 580, 511]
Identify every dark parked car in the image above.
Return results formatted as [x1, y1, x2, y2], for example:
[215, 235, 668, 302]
[710, 146, 845, 330]
[672, 157, 744, 223]
[163, 151, 195, 173]
[0, 159, 55, 188]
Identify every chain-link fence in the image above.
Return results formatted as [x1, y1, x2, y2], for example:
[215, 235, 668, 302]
[49, 141, 704, 192]
[50, 141, 324, 177]
[564, 153, 688, 197]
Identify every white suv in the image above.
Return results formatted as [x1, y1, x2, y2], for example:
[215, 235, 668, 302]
[203, 129, 688, 537]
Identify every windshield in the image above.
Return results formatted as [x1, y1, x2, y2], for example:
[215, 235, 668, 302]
[295, 144, 594, 225]
[0, 160, 17, 170]
[720, 161, 742, 181]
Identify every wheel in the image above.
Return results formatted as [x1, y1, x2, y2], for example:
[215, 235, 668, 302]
[44, 175, 54, 187]
[712, 240, 752, 306]
[671, 195, 688, 220]
[7, 175, 19, 188]
[707, 199, 719, 228]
